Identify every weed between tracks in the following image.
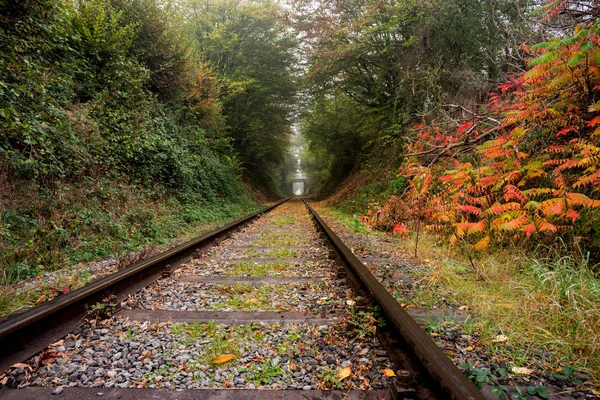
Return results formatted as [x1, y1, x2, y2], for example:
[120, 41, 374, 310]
[230, 261, 294, 276]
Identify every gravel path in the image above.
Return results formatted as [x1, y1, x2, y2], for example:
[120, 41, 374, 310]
[3, 200, 395, 393]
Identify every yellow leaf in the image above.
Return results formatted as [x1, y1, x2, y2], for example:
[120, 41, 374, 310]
[473, 235, 489, 249]
[464, 346, 474, 351]
[430, 333, 440, 337]
[511, 367, 534, 375]
[444, 350, 454, 356]
[382, 369, 396, 377]
[423, 259, 431, 263]
[492, 335, 508, 343]
[245, 299, 258, 304]
[338, 366, 352, 380]
[213, 354, 236, 364]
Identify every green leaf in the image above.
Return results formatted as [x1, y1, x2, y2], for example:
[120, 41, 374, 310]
[552, 372, 567, 381]
[568, 52, 586, 67]
[580, 41, 594, 52]
[563, 366, 575, 376]
[529, 50, 561, 66]
[536, 386, 550, 399]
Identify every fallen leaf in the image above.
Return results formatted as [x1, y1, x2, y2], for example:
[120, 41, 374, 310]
[36, 294, 47, 303]
[458, 305, 468, 311]
[443, 350, 454, 356]
[423, 259, 431, 263]
[213, 354, 236, 364]
[430, 333, 440, 337]
[10, 363, 30, 370]
[245, 299, 258, 304]
[592, 389, 600, 396]
[346, 300, 356, 306]
[464, 346, 474, 351]
[511, 367, 534, 375]
[141, 351, 152, 361]
[49, 340, 64, 347]
[382, 369, 396, 377]
[40, 350, 59, 365]
[290, 363, 297, 371]
[492, 334, 508, 343]
[339, 366, 352, 380]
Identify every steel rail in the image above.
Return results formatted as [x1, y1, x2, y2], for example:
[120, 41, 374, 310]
[0, 197, 290, 373]
[302, 199, 484, 400]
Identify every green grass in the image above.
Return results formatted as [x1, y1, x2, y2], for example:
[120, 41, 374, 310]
[253, 237, 306, 246]
[270, 215, 296, 226]
[229, 261, 295, 276]
[0, 185, 260, 317]
[240, 359, 288, 386]
[266, 249, 299, 258]
[211, 283, 283, 311]
[174, 322, 267, 366]
[322, 205, 600, 381]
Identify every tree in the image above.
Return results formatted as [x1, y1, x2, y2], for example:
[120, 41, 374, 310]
[187, 0, 298, 193]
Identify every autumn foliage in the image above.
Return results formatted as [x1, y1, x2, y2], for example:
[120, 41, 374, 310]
[364, 19, 600, 254]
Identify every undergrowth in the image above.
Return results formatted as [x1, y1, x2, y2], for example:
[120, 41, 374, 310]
[324, 206, 600, 379]
[0, 179, 259, 317]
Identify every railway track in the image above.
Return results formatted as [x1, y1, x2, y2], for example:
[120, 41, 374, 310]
[0, 198, 483, 399]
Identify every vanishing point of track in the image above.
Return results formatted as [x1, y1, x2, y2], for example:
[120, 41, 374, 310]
[0, 198, 483, 400]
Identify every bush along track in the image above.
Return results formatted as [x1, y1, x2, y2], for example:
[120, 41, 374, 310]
[312, 205, 600, 399]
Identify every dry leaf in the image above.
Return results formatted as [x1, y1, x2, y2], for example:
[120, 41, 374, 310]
[444, 350, 454, 356]
[10, 363, 30, 370]
[141, 351, 152, 361]
[36, 294, 47, 303]
[338, 366, 352, 380]
[245, 299, 258, 304]
[346, 300, 356, 306]
[423, 259, 431, 263]
[290, 363, 297, 371]
[511, 367, 534, 375]
[464, 346, 474, 351]
[40, 349, 60, 365]
[213, 354, 236, 364]
[49, 340, 64, 347]
[591, 389, 600, 396]
[382, 369, 396, 377]
[492, 335, 508, 343]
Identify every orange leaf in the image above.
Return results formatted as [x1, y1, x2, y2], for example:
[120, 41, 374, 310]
[382, 369, 396, 377]
[523, 223, 536, 237]
[212, 354, 236, 364]
[555, 126, 577, 137]
[587, 116, 600, 127]
[339, 366, 352, 380]
[473, 236, 489, 249]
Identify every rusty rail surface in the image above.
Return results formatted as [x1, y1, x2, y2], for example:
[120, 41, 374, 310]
[302, 199, 484, 400]
[0, 198, 290, 373]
